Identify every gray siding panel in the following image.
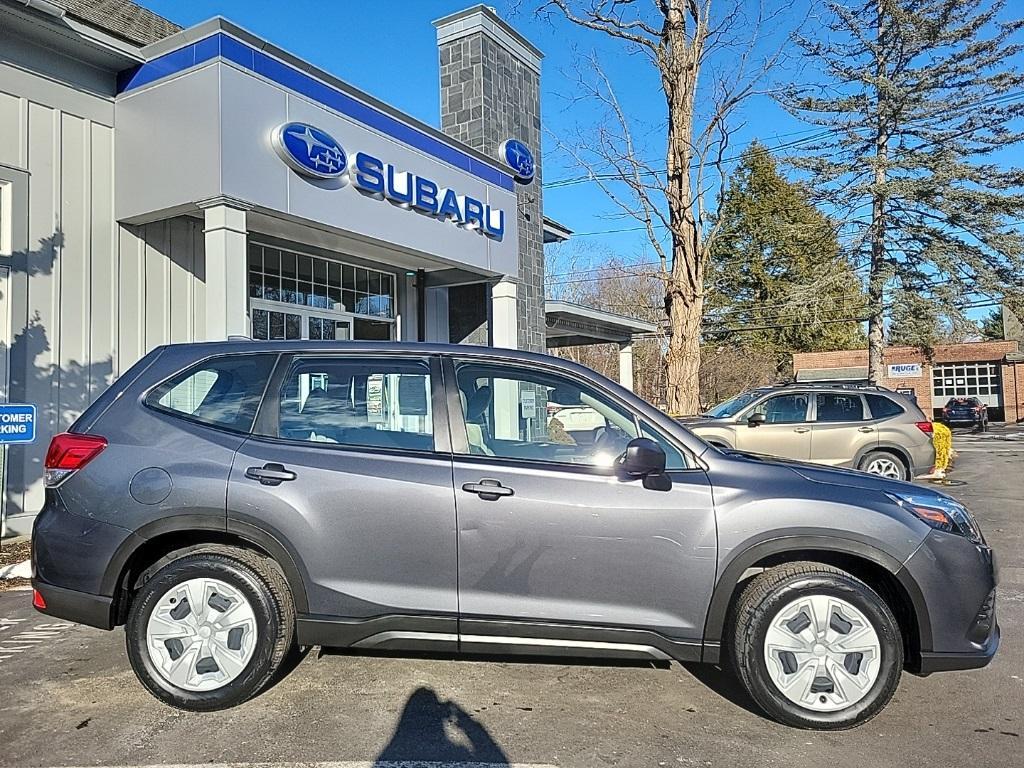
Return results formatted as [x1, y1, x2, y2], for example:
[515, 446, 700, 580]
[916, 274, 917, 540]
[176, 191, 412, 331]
[0, 53, 208, 533]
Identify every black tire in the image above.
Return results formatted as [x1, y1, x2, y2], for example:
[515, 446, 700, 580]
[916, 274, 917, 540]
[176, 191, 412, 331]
[858, 449, 908, 480]
[126, 546, 295, 711]
[729, 562, 904, 730]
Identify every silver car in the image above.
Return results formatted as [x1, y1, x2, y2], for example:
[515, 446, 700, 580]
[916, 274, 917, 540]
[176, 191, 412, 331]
[684, 384, 935, 480]
[32, 343, 994, 729]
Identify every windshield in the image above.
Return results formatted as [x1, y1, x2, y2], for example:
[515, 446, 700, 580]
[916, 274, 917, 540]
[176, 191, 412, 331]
[704, 390, 764, 418]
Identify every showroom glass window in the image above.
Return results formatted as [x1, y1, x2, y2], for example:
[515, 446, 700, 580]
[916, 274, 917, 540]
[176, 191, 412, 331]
[268, 357, 434, 452]
[247, 243, 396, 340]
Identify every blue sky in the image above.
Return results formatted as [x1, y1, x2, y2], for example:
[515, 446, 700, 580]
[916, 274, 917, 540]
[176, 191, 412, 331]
[138, 0, 813, 267]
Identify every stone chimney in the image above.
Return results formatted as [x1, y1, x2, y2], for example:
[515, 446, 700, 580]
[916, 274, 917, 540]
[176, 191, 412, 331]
[434, 5, 545, 352]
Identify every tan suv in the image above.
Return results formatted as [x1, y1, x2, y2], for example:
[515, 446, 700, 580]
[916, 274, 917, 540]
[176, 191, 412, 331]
[682, 384, 935, 480]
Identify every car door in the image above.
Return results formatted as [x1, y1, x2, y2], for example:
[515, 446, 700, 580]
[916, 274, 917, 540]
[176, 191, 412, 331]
[444, 355, 716, 655]
[734, 392, 813, 460]
[808, 391, 874, 467]
[228, 353, 458, 647]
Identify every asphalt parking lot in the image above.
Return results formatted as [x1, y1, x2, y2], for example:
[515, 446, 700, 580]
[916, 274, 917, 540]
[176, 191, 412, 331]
[1, 433, 1022, 768]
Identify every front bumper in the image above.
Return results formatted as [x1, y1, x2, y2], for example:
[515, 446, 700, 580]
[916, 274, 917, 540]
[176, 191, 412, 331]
[902, 530, 999, 674]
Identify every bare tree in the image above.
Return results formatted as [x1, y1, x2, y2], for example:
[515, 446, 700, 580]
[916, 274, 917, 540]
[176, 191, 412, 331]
[545, 241, 667, 404]
[538, 0, 785, 415]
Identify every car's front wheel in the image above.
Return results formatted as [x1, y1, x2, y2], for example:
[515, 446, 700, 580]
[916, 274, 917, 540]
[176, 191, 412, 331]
[126, 546, 295, 711]
[729, 562, 903, 729]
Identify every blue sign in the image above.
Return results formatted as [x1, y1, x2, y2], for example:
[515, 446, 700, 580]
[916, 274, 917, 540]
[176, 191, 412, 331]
[0, 404, 36, 444]
[499, 139, 535, 183]
[271, 122, 347, 179]
[270, 123, 507, 241]
[351, 151, 504, 240]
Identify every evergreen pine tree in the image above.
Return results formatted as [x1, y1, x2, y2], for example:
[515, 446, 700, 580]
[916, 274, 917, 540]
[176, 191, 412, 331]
[783, 0, 1024, 381]
[707, 142, 866, 362]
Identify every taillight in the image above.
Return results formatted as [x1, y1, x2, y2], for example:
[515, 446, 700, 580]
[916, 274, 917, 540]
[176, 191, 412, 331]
[915, 421, 933, 435]
[32, 589, 47, 610]
[44, 433, 107, 487]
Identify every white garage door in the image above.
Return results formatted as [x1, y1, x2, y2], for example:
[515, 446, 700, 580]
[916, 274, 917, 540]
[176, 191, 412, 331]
[931, 362, 1002, 408]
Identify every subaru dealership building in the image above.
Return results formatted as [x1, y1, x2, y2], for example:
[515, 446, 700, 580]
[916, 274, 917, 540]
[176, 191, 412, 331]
[0, 0, 613, 535]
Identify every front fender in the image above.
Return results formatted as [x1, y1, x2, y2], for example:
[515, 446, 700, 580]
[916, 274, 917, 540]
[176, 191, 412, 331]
[700, 532, 932, 661]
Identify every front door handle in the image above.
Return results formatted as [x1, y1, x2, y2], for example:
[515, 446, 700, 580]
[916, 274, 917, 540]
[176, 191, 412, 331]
[462, 479, 514, 501]
[246, 463, 297, 486]
[793, 427, 810, 434]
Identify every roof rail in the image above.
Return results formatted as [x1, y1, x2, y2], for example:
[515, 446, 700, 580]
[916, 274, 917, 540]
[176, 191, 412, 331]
[781, 381, 894, 392]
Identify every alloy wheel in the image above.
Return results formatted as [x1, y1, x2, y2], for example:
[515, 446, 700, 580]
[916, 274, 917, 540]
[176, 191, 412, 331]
[865, 456, 903, 479]
[763, 594, 882, 712]
[145, 577, 258, 692]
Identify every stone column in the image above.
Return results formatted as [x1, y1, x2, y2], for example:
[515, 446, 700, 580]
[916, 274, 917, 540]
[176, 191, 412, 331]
[199, 198, 250, 340]
[434, 7, 545, 352]
[619, 341, 635, 392]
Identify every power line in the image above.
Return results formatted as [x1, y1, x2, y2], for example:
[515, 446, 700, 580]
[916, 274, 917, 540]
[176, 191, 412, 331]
[543, 90, 1024, 190]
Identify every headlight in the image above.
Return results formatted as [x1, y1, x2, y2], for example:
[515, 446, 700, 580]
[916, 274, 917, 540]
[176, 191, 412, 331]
[887, 492, 984, 544]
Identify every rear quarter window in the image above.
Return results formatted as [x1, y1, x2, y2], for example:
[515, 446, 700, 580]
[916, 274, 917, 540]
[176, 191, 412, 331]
[146, 354, 277, 433]
[866, 394, 905, 420]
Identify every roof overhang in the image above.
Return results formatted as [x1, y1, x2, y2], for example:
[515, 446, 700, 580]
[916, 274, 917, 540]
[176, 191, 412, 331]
[545, 300, 657, 348]
[543, 216, 573, 244]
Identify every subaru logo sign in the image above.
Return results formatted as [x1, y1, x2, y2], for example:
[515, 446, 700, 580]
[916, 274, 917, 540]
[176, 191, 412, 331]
[272, 122, 347, 179]
[499, 139, 535, 183]
[269, 123, 507, 241]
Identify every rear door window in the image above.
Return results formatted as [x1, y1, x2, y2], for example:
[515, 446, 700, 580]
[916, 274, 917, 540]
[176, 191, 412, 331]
[815, 393, 866, 422]
[147, 354, 277, 433]
[268, 357, 434, 452]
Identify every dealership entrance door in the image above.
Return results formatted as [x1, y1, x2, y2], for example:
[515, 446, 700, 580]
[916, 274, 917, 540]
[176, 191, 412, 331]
[250, 300, 352, 341]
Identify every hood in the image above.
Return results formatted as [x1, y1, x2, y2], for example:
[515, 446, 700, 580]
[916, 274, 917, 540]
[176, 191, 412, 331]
[724, 450, 920, 493]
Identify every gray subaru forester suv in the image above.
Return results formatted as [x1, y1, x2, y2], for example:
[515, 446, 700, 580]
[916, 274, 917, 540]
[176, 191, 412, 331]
[32, 342, 998, 729]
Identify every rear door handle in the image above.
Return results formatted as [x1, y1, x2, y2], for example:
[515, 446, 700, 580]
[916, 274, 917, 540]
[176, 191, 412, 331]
[793, 427, 810, 434]
[246, 463, 297, 486]
[462, 479, 514, 500]
[858, 426, 876, 433]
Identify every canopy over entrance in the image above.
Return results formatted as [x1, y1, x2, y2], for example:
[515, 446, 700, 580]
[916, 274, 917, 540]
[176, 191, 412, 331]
[544, 300, 657, 391]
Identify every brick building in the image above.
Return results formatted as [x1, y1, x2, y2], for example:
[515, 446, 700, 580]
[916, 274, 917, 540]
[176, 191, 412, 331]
[793, 341, 1024, 422]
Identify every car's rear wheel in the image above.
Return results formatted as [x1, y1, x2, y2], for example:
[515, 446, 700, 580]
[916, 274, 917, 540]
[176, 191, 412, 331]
[858, 450, 908, 480]
[729, 562, 903, 729]
[126, 547, 294, 711]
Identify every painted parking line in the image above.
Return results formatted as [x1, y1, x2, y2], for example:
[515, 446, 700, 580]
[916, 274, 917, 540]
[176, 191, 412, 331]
[0, 617, 75, 666]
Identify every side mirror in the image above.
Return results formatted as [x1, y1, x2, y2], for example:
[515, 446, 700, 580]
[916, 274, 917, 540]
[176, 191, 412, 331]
[618, 437, 666, 477]
[747, 412, 766, 427]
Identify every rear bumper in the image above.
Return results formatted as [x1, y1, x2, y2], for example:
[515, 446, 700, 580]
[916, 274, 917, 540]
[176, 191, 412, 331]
[32, 579, 114, 630]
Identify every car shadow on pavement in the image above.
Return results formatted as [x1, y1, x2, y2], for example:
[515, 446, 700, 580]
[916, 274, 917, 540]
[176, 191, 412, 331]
[374, 686, 509, 765]
[680, 662, 767, 720]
